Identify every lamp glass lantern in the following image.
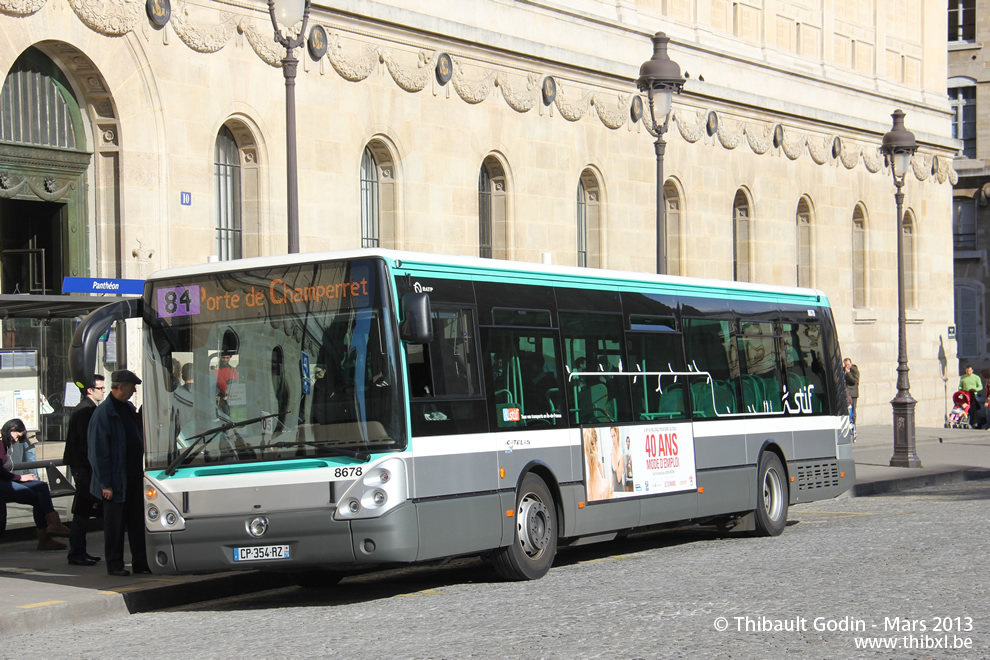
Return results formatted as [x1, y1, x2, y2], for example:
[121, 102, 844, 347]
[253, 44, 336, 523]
[273, 0, 307, 28]
[635, 32, 685, 126]
[881, 109, 918, 182]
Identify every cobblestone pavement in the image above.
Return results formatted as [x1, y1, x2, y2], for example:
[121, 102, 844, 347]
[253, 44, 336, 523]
[5, 482, 988, 659]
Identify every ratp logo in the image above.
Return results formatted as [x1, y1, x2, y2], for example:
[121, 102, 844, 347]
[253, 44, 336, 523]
[413, 282, 434, 293]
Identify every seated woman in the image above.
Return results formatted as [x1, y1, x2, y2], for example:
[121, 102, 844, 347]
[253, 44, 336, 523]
[1, 418, 71, 550]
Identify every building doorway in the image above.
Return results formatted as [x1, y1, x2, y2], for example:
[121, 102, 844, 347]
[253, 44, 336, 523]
[0, 198, 66, 294]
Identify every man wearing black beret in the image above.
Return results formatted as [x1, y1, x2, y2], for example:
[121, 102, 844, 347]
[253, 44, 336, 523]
[88, 369, 151, 577]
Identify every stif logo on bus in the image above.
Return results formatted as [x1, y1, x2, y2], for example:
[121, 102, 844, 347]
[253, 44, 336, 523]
[502, 408, 521, 422]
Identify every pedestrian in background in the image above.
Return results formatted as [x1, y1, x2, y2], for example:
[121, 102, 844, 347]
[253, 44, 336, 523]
[88, 370, 150, 577]
[1, 417, 71, 550]
[843, 357, 859, 422]
[63, 374, 105, 566]
[960, 365, 983, 428]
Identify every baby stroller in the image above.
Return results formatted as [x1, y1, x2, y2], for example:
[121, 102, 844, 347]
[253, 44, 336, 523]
[947, 390, 974, 429]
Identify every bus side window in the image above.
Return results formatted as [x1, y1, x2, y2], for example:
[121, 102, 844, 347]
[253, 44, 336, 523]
[559, 312, 630, 424]
[626, 331, 687, 421]
[781, 322, 826, 413]
[483, 328, 564, 429]
[683, 318, 740, 418]
[736, 321, 783, 413]
[405, 308, 480, 399]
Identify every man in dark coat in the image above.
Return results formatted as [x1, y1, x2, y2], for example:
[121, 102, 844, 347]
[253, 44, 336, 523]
[63, 374, 105, 566]
[843, 358, 860, 422]
[88, 369, 150, 577]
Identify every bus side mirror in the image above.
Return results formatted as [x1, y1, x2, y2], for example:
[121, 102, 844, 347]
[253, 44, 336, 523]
[69, 297, 143, 388]
[400, 293, 433, 344]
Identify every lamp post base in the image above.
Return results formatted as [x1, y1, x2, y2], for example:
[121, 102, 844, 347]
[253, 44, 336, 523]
[890, 395, 921, 468]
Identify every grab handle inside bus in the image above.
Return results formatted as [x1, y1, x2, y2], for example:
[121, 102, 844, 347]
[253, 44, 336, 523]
[69, 297, 143, 388]
[400, 292, 433, 344]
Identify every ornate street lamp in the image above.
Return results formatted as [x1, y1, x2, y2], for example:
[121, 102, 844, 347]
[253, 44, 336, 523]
[268, 0, 312, 254]
[880, 109, 920, 468]
[637, 32, 685, 275]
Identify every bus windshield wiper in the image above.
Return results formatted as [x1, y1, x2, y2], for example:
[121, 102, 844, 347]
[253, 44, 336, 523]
[267, 440, 371, 463]
[164, 411, 286, 476]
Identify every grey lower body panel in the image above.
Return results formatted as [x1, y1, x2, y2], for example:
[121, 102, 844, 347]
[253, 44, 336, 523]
[149, 503, 421, 574]
[789, 456, 855, 503]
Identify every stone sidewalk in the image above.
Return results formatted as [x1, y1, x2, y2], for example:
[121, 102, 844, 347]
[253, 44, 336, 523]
[2, 423, 989, 636]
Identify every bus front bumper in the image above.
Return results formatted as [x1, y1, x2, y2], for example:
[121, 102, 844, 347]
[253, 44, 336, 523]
[146, 501, 420, 574]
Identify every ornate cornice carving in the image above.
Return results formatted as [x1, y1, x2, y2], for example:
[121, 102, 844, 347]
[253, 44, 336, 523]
[744, 122, 771, 155]
[673, 109, 705, 143]
[591, 93, 627, 130]
[806, 135, 829, 165]
[495, 71, 540, 113]
[781, 130, 805, 160]
[325, 31, 377, 82]
[838, 142, 861, 169]
[68, 0, 141, 36]
[0, 172, 76, 201]
[0, 0, 45, 16]
[239, 17, 284, 67]
[716, 117, 743, 150]
[862, 148, 882, 173]
[451, 58, 494, 105]
[554, 84, 591, 122]
[382, 48, 436, 93]
[171, 5, 236, 53]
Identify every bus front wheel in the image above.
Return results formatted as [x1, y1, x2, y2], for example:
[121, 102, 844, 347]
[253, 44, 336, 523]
[493, 473, 557, 581]
[754, 451, 788, 536]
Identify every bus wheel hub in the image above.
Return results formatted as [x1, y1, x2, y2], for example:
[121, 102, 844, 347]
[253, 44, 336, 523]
[518, 494, 551, 556]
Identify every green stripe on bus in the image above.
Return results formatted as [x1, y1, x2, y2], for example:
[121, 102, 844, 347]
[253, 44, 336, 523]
[388, 259, 827, 307]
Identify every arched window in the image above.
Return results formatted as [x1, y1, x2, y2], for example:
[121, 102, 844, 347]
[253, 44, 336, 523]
[214, 126, 241, 261]
[576, 180, 586, 267]
[479, 156, 507, 259]
[0, 48, 83, 149]
[955, 283, 980, 358]
[479, 166, 492, 259]
[577, 168, 602, 268]
[360, 147, 379, 247]
[359, 138, 398, 249]
[949, 77, 977, 158]
[732, 189, 751, 282]
[664, 178, 683, 276]
[796, 196, 813, 287]
[852, 204, 868, 308]
[0, 46, 88, 295]
[954, 196, 977, 249]
[903, 209, 917, 308]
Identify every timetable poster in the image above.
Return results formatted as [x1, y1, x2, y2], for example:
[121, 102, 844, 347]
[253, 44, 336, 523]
[13, 389, 39, 431]
[582, 423, 697, 502]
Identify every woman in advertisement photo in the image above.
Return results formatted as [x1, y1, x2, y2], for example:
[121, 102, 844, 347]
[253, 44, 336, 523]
[582, 427, 612, 501]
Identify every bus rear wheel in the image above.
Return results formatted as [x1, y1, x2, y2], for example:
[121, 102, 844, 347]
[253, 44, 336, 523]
[754, 451, 788, 536]
[493, 473, 557, 581]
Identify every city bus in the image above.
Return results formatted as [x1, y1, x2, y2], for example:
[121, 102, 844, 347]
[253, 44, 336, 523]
[69, 249, 855, 582]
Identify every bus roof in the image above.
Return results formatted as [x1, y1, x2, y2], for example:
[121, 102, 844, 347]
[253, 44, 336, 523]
[147, 248, 830, 308]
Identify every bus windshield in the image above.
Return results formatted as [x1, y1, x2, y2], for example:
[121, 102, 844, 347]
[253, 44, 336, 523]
[141, 258, 404, 471]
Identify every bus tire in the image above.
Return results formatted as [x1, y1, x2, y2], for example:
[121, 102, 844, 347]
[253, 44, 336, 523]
[754, 451, 788, 537]
[493, 473, 557, 581]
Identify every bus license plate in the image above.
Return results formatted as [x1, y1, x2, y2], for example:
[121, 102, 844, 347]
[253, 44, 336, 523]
[233, 545, 291, 562]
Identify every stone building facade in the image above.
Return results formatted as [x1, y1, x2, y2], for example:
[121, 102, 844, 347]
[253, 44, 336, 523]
[950, 1, 990, 387]
[0, 0, 956, 426]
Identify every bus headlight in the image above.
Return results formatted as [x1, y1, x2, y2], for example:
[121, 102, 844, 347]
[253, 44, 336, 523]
[144, 477, 186, 532]
[334, 458, 406, 520]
